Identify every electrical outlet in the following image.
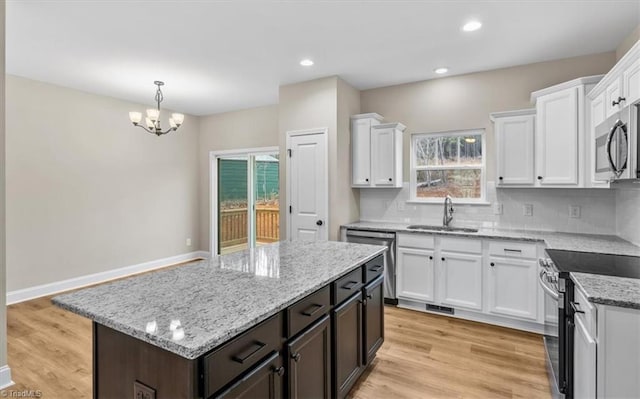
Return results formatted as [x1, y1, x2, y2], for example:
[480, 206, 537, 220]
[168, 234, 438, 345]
[569, 205, 581, 218]
[134, 381, 156, 399]
[523, 204, 533, 217]
[186, 238, 192, 246]
[493, 203, 503, 215]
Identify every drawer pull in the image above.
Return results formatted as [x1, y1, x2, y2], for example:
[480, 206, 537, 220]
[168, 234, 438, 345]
[232, 341, 267, 364]
[503, 249, 522, 253]
[571, 302, 585, 314]
[369, 265, 383, 273]
[342, 281, 360, 290]
[301, 303, 325, 317]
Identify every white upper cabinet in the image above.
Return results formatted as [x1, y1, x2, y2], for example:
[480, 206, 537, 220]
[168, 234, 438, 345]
[535, 86, 580, 185]
[351, 113, 383, 187]
[605, 77, 623, 118]
[622, 56, 640, 106]
[351, 113, 405, 188]
[590, 39, 640, 113]
[491, 109, 536, 186]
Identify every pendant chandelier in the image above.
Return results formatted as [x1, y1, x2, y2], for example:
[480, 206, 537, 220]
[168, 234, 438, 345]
[128, 81, 184, 136]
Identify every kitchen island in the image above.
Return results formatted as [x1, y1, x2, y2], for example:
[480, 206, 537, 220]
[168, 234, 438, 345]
[53, 241, 386, 399]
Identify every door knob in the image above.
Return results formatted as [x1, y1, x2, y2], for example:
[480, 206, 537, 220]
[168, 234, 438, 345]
[316, 220, 323, 226]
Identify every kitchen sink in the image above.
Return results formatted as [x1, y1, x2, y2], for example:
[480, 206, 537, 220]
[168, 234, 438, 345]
[406, 225, 479, 233]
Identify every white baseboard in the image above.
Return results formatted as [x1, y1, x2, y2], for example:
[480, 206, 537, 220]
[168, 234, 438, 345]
[0, 365, 13, 390]
[6, 251, 211, 305]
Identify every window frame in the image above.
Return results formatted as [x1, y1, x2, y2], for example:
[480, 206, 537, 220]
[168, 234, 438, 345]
[409, 129, 487, 204]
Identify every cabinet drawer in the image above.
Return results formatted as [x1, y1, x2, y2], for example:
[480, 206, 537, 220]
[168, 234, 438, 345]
[204, 313, 283, 397]
[489, 241, 537, 259]
[397, 233, 435, 249]
[214, 351, 283, 399]
[440, 237, 481, 254]
[332, 267, 363, 305]
[363, 255, 384, 284]
[573, 284, 596, 337]
[287, 285, 331, 339]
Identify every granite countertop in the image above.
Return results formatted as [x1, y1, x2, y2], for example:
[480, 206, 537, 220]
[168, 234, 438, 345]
[572, 272, 640, 310]
[53, 241, 386, 359]
[341, 221, 640, 256]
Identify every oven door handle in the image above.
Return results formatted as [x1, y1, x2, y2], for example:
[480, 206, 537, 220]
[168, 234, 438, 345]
[538, 269, 559, 301]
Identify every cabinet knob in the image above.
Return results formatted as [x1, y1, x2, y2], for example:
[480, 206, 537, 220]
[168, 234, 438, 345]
[359, 298, 368, 306]
[537, 176, 543, 180]
[366, 294, 373, 299]
[365, 178, 369, 182]
[441, 257, 445, 261]
[316, 220, 323, 226]
[274, 366, 285, 376]
[429, 256, 433, 260]
[498, 176, 503, 180]
[490, 262, 495, 267]
[388, 178, 393, 182]
[291, 353, 301, 362]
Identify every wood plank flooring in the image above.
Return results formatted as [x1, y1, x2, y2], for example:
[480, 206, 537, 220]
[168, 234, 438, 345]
[1, 293, 551, 398]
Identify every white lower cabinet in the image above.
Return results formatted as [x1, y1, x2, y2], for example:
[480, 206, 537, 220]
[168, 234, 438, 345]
[439, 251, 483, 311]
[396, 233, 544, 333]
[574, 315, 597, 399]
[487, 257, 538, 320]
[397, 247, 435, 302]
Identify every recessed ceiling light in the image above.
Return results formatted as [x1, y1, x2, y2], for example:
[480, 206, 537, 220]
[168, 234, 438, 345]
[300, 59, 314, 66]
[434, 67, 449, 74]
[462, 20, 482, 32]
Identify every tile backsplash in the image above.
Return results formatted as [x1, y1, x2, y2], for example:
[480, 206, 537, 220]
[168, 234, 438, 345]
[615, 186, 640, 246]
[359, 182, 618, 235]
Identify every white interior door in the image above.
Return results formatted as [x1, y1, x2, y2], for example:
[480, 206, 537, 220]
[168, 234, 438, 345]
[287, 129, 328, 241]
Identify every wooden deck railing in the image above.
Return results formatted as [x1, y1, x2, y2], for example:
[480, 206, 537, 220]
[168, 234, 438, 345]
[220, 208, 279, 247]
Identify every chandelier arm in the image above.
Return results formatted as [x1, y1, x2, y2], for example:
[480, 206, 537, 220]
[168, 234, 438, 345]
[134, 124, 160, 135]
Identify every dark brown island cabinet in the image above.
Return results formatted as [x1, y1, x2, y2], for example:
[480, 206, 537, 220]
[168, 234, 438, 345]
[93, 254, 385, 399]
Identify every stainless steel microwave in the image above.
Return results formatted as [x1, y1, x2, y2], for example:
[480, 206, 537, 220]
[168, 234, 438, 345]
[594, 102, 639, 182]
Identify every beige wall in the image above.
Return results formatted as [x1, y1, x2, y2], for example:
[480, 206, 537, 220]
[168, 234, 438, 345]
[361, 52, 617, 181]
[198, 105, 279, 251]
[278, 77, 339, 239]
[616, 24, 640, 60]
[5, 76, 200, 291]
[0, 0, 7, 376]
[335, 78, 361, 234]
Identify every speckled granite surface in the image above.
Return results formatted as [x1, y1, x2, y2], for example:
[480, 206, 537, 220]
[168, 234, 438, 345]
[341, 221, 640, 256]
[572, 272, 640, 310]
[53, 241, 386, 359]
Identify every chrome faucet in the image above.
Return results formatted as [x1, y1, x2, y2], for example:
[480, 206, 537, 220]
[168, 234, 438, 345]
[443, 195, 454, 227]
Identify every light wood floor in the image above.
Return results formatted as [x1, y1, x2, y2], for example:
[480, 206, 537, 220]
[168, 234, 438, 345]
[2, 294, 551, 398]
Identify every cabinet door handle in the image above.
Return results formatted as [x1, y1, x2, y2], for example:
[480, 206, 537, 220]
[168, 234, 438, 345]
[232, 341, 267, 364]
[273, 366, 285, 376]
[571, 301, 585, 314]
[291, 352, 301, 362]
[359, 298, 368, 306]
[504, 249, 522, 254]
[301, 303, 325, 317]
[342, 281, 361, 290]
[366, 294, 373, 300]
[612, 96, 626, 106]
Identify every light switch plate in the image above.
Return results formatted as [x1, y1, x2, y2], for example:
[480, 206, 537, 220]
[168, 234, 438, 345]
[569, 205, 581, 218]
[523, 204, 533, 217]
[493, 203, 503, 215]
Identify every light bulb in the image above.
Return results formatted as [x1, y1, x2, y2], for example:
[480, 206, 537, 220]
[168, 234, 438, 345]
[146, 108, 160, 121]
[145, 117, 154, 129]
[172, 113, 184, 125]
[129, 111, 142, 124]
[169, 118, 177, 129]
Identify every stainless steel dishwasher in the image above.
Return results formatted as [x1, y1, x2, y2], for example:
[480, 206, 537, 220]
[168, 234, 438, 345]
[345, 229, 397, 305]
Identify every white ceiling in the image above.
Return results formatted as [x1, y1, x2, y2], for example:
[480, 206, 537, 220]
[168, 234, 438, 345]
[7, 1, 640, 116]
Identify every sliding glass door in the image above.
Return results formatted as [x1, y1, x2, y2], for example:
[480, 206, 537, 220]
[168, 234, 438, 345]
[215, 149, 279, 255]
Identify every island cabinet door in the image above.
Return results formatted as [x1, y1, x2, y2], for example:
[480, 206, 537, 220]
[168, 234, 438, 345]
[287, 315, 332, 399]
[332, 292, 364, 399]
[363, 275, 384, 365]
[215, 351, 284, 399]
